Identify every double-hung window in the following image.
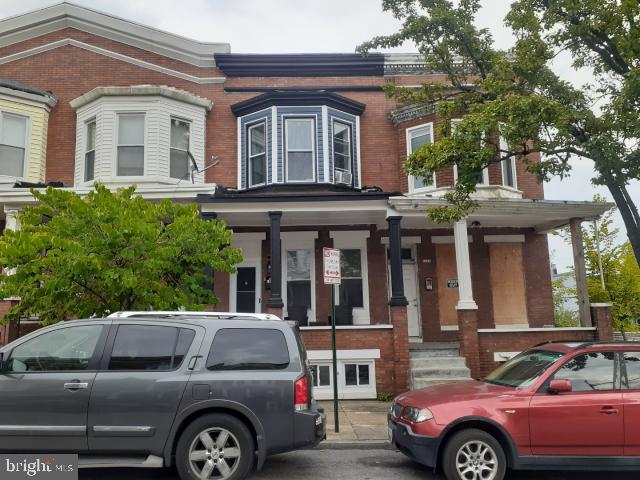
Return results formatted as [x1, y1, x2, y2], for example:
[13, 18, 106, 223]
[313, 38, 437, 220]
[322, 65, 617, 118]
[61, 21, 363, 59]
[339, 249, 364, 308]
[248, 122, 266, 186]
[0, 112, 27, 178]
[170, 118, 190, 180]
[333, 120, 352, 185]
[407, 124, 434, 191]
[285, 118, 315, 182]
[286, 249, 312, 314]
[117, 113, 145, 176]
[500, 135, 517, 188]
[84, 120, 96, 182]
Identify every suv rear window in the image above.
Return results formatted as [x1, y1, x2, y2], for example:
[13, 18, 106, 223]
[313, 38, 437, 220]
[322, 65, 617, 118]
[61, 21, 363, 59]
[207, 328, 290, 370]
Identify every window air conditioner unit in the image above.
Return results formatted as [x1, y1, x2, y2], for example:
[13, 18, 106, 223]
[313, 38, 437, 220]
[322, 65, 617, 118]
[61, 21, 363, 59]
[334, 168, 352, 185]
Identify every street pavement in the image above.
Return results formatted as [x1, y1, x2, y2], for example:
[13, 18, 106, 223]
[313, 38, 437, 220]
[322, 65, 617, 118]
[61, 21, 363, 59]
[78, 449, 640, 480]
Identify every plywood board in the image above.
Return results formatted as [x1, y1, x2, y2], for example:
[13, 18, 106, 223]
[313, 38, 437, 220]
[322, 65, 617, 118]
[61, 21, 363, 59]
[435, 243, 458, 326]
[489, 243, 528, 325]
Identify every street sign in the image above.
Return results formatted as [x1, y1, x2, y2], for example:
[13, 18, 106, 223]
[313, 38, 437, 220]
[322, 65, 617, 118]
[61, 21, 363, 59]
[323, 247, 341, 285]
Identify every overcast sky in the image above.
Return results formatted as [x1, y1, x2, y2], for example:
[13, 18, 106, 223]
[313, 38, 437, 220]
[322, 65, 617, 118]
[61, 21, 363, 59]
[1, 0, 638, 271]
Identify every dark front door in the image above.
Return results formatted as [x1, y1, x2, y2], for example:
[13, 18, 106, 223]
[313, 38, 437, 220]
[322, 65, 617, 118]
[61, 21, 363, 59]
[236, 267, 257, 313]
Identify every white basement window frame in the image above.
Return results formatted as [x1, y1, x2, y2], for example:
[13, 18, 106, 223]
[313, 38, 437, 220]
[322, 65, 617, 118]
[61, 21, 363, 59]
[330, 230, 371, 325]
[406, 122, 436, 193]
[308, 349, 379, 400]
[0, 111, 29, 178]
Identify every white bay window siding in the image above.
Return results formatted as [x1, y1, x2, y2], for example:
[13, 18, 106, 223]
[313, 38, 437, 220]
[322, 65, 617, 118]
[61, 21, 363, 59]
[330, 231, 370, 325]
[0, 112, 28, 177]
[72, 93, 207, 187]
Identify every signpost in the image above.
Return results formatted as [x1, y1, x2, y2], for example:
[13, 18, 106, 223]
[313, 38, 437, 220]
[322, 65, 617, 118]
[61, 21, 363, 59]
[323, 247, 341, 433]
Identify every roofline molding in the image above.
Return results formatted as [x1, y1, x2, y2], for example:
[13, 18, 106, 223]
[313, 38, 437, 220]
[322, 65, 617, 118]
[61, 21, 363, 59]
[0, 2, 230, 67]
[70, 85, 213, 111]
[230, 90, 366, 117]
[214, 53, 385, 77]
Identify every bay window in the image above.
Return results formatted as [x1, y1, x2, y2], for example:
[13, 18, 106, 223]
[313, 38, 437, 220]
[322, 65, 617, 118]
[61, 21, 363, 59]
[248, 122, 266, 186]
[170, 118, 190, 180]
[117, 113, 145, 176]
[333, 120, 352, 184]
[406, 123, 435, 191]
[285, 118, 315, 182]
[84, 119, 96, 182]
[0, 112, 27, 177]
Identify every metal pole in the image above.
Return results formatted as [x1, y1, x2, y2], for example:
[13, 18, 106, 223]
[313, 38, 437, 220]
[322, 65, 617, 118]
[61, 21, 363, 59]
[594, 219, 606, 291]
[331, 285, 339, 433]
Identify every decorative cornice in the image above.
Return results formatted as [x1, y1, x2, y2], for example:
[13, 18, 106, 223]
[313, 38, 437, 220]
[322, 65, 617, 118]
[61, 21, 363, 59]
[389, 103, 436, 125]
[0, 2, 229, 67]
[69, 85, 213, 111]
[230, 90, 366, 117]
[215, 53, 385, 77]
[0, 80, 58, 108]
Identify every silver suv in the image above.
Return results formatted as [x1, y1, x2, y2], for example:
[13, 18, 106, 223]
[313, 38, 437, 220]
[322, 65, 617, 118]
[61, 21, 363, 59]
[0, 311, 325, 480]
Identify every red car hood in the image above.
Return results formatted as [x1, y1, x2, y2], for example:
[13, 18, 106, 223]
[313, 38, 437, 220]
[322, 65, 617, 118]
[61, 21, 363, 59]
[395, 380, 513, 406]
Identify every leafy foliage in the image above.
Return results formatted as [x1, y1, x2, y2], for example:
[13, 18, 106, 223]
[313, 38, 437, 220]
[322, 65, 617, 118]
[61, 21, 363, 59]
[0, 185, 242, 324]
[360, 0, 640, 264]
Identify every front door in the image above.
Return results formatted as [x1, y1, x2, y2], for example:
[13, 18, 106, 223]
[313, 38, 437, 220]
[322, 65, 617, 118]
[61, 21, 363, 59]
[529, 351, 623, 455]
[403, 259, 421, 339]
[236, 267, 257, 313]
[0, 323, 108, 451]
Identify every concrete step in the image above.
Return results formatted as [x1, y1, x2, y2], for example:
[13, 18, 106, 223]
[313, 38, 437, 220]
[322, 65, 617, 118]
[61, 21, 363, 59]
[409, 342, 460, 351]
[412, 377, 472, 389]
[411, 366, 471, 379]
[410, 356, 468, 369]
[409, 348, 460, 358]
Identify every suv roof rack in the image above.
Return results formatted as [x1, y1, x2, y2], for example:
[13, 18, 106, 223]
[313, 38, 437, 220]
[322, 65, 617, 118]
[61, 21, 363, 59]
[108, 311, 281, 321]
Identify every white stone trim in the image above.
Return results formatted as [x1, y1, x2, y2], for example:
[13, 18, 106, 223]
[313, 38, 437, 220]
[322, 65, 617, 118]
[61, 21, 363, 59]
[70, 85, 212, 111]
[440, 325, 459, 331]
[478, 327, 597, 333]
[432, 235, 472, 244]
[494, 351, 520, 362]
[590, 303, 613, 307]
[300, 324, 393, 331]
[307, 349, 381, 361]
[484, 234, 525, 243]
[0, 39, 226, 85]
[380, 235, 422, 245]
[0, 87, 57, 108]
[0, 3, 229, 67]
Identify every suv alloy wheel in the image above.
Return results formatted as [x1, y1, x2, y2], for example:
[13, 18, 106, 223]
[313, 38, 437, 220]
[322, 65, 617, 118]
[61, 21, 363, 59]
[442, 429, 506, 480]
[176, 413, 255, 480]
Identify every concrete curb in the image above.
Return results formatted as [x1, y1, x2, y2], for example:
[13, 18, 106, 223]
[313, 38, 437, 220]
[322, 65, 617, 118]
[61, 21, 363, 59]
[317, 441, 394, 450]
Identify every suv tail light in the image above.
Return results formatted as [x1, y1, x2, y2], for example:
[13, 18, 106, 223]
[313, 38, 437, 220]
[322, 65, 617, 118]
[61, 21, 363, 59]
[294, 375, 309, 411]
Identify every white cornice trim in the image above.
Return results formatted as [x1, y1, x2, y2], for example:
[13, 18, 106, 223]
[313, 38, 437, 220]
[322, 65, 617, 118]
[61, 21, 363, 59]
[0, 39, 226, 85]
[0, 2, 230, 67]
[70, 85, 213, 111]
[0, 88, 57, 109]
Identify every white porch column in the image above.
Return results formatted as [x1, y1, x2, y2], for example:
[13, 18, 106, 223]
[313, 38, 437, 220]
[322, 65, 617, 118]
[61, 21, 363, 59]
[453, 219, 477, 310]
[4, 206, 21, 231]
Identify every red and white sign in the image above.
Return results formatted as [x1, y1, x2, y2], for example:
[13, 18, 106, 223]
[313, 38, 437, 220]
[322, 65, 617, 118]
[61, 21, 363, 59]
[323, 247, 341, 285]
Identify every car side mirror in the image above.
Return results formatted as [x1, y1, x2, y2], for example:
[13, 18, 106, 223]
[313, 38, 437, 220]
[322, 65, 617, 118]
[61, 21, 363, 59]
[549, 379, 572, 394]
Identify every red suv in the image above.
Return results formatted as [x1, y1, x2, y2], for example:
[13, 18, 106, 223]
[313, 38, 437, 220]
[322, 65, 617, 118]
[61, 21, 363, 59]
[388, 341, 640, 480]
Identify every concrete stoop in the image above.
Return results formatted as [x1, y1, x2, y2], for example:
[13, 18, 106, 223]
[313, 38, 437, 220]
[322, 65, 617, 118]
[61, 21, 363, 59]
[409, 342, 472, 389]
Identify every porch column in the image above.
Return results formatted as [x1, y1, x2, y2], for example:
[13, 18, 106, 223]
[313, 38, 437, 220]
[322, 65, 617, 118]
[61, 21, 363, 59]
[570, 218, 592, 327]
[387, 216, 408, 306]
[4, 206, 21, 232]
[266, 211, 284, 315]
[453, 219, 477, 310]
[454, 219, 480, 378]
[387, 216, 409, 393]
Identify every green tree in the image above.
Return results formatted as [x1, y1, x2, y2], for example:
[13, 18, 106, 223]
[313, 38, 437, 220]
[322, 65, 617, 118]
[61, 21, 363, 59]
[0, 185, 242, 324]
[359, 0, 640, 265]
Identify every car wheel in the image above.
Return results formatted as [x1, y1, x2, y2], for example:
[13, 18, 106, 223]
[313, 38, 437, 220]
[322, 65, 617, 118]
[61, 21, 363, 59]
[176, 413, 254, 480]
[442, 428, 506, 480]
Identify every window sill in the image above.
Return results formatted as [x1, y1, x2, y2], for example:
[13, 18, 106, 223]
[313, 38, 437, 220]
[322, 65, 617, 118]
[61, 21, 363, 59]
[78, 176, 205, 187]
[300, 324, 393, 331]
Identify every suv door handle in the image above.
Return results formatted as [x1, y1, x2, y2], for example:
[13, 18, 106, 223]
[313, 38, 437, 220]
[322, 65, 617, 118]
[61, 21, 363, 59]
[600, 406, 619, 415]
[64, 381, 88, 391]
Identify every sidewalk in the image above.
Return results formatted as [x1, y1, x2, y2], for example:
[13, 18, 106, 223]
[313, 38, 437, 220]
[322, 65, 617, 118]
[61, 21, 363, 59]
[318, 400, 392, 448]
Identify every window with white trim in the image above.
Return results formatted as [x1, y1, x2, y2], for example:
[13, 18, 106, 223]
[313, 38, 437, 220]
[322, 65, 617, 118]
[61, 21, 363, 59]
[406, 123, 435, 191]
[339, 249, 364, 309]
[311, 364, 332, 388]
[248, 122, 266, 187]
[286, 249, 313, 318]
[500, 135, 517, 188]
[285, 118, 315, 182]
[451, 118, 489, 186]
[170, 118, 190, 180]
[333, 120, 352, 185]
[0, 112, 27, 177]
[344, 363, 371, 386]
[117, 113, 145, 176]
[84, 119, 96, 182]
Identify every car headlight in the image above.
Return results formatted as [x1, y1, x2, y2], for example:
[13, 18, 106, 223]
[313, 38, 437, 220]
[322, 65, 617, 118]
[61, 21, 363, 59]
[401, 406, 434, 423]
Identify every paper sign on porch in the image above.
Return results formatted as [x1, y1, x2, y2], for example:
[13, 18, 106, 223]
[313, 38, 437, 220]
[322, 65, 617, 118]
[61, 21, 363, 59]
[323, 247, 341, 285]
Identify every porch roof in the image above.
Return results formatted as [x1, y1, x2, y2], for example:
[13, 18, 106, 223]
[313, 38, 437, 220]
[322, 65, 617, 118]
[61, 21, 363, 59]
[389, 196, 613, 232]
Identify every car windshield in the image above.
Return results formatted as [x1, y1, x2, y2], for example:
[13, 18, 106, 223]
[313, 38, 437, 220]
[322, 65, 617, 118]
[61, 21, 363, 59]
[484, 349, 565, 388]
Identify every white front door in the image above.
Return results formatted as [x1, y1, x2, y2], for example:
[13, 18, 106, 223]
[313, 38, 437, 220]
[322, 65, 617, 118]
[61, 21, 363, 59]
[403, 261, 421, 339]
